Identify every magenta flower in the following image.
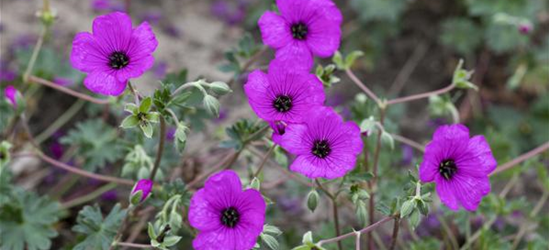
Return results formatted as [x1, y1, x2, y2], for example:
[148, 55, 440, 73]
[70, 12, 158, 96]
[4, 85, 18, 108]
[258, 0, 342, 70]
[419, 124, 497, 211]
[518, 22, 533, 35]
[188, 170, 266, 250]
[130, 179, 153, 203]
[278, 107, 363, 179]
[244, 60, 325, 124]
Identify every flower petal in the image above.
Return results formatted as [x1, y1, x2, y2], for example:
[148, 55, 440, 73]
[201, 170, 243, 210]
[83, 70, 127, 96]
[278, 123, 310, 155]
[306, 17, 341, 57]
[457, 135, 497, 176]
[258, 11, 292, 49]
[435, 178, 460, 211]
[274, 41, 314, 72]
[92, 12, 133, 52]
[452, 175, 491, 211]
[70, 32, 108, 72]
[188, 189, 223, 231]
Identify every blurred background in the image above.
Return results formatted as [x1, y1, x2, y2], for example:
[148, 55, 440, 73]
[1, 0, 548, 249]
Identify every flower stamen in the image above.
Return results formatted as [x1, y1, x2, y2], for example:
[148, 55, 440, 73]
[108, 51, 130, 69]
[221, 207, 240, 228]
[439, 159, 457, 180]
[312, 139, 331, 159]
[291, 22, 308, 40]
[273, 95, 293, 113]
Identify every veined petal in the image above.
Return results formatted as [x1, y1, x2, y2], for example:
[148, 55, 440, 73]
[258, 11, 292, 49]
[92, 12, 133, 52]
[83, 70, 127, 96]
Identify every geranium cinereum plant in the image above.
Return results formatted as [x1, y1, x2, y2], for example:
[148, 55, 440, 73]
[2, 0, 548, 249]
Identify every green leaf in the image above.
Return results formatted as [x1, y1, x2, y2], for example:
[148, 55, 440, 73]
[72, 204, 127, 250]
[400, 199, 416, 218]
[408, 210, 421, 230]
[302, 231, 313, 244]
[203, 95, 220, 117]
[332, 51, 344, 69]
[162, 235, 182, 247]
[60, 119, 122, 171]
[344, 50, 364, 69]
[120, 115, 139, 129]
[0, 189, 61, 250]
[263, 224, 282, 236]
[359, 116, 376, 134]
[139, 97, 153, 113]
[124, 103, 138, 114]
[140, 122, 154, 138]
[261, 234, 279, 250]
[356, 200, 368, 226]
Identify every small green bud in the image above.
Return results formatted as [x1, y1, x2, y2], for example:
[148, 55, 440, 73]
[306, 189, 319, 212]
[203, 95, 220, 117]
[209, 81, 232, 95]
[400, 199, 416, 218]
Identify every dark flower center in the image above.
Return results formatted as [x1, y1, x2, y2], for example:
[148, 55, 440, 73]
[108, 51, 130, 70]
[273, 95, 293, 113]
[312, 139, 331, 158]
[220, 207, 240, 228]
[291, 22, 308, 40]
[439, 159, 457, 180]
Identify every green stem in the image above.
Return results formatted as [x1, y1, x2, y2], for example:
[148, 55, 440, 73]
[23, 27, 46, 83]
[62, 183, 117, 209]
[150, 116, 166, 181]
[368, 106, 386, 250]
[253, 144, 276, 178]
[35, 99, 85, 144]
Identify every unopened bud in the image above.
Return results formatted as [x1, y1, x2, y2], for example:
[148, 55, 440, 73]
[203, 95, 220, 117]
[306, 189, 319, 212]
[130, 179, 153, 205]
[209, 81, 232, 95]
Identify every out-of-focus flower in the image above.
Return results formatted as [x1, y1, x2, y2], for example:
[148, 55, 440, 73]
[518, 22, 533, 35]
[188, 170, 266, 250]
[211, 0, 249, 25]
[152, 61, 167, 79]
[419, 124, 497, 211]
[4, 85, 18, 108]
[70, 12, 158, 96]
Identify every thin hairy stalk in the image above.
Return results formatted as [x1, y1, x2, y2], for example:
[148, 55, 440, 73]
[227, 46, 268, 86]
[37, 153, 134, 186]
[436, 214, 459, 250]
[187, 151, 238, 189]
[386, 82, 456, 106]
[511, 191, 548, 250]
[150, 116, 166, 180]
[368, 107, 386, 250]
[345, 68, 381, 106]
[355, 232, 361, 250]
[388, 42, 429, 96]
[117, 242, 151, 249]
[23, 27, 47, 82]
[315, 179, 342, 250]
[28, 76, 110, 105]
[128, 81, 140, 105]
[253, 144, 276, 177]
[61, 183, 118, 209]
[318, 216, 394, 246]
[391, 133, 425, 152]
[35, 99, 86, 144]
[389, 217, 401, 250]
[490, 142, 549, 176]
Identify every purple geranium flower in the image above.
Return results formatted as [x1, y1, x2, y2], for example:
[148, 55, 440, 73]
[419, 124, 497, 211]
[278, 107, 363, 179]
[188, 170, 266, 250]
[258, 0, 342, 70]
[70, 12, 158, 96]
[244, 60, 325, 124]
[4, 85, 18, 108]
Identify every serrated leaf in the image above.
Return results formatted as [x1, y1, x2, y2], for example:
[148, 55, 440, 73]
[332, 51, 344, 69]
[120, 115, 139, 129]
[72, 204, 127, 250]
[139, 97, 153, 113]
[400, 199, 416, 218]
[344, 50, 364, 69]
[140, 122, 154, 138]
[162, 235, 182, 247]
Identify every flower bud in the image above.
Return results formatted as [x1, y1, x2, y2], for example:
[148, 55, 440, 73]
[209, 81, 232, 95]
[306, 188, 319, 212]
[4, 85, 18, 109]
[518, 22, 533, 35]
[130, 179, 153, 205]
[203, 95, 220, 117]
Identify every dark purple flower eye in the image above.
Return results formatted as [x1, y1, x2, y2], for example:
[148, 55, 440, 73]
[419, 124, 497, 211]
[220, 207, 240, 228]
[108, 51, 130, 69]
[273, 95, 293, 113]
[290, 22, 308, 40]
[312, 139, 331, 158]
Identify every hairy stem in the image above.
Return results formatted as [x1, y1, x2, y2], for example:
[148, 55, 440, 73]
[345, 68, 381, 106]
[318, 216, 394, 246]
[490, 142, 549, 176]
[253, 144, 276, 177]
[386, 83, 456, 106]
[61, 182, 117, 209]
[368, 107, 386, 250]
[332, 199, 343, 250]
[23, 27, 46, 83]
[389, 217, 401, 250]
[28, 76, 110, 105]
[150, 116, 166, 181]
[117, 242, 150, 249]
[35, 99, 86, 144]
